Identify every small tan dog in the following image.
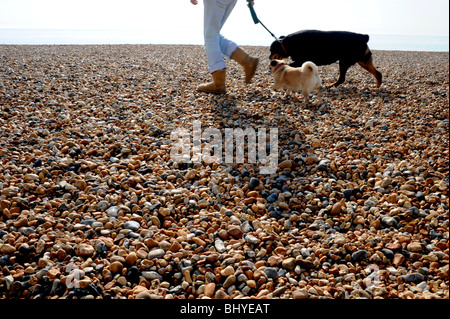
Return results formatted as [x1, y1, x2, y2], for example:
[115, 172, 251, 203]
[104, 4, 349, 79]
[270, 59, 322, 103]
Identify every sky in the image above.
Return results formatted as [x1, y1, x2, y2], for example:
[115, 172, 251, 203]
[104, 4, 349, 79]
[0, 0, 449, 46]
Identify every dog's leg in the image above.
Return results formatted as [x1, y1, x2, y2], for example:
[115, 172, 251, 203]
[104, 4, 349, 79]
[302, 89, 310, 99]
[300, 89, 311, 106]
[357, 47, 383, 88]
[327, 61, 352, 88]
[316, 85, 323, 99]
[358, 53, 383, 88]
[281, 89, 291, 102]
[302, 95, 309, 106]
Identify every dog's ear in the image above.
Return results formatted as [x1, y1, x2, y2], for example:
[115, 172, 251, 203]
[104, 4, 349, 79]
[270, 60, 278, 67]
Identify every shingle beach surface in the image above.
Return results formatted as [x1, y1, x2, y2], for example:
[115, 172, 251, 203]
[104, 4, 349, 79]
[0, 45, 448, 299]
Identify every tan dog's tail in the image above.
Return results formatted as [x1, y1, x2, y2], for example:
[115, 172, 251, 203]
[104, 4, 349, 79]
[302, 61, 318, 74]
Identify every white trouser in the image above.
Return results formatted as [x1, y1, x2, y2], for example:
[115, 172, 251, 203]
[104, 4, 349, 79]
[203, 0, 239, 73]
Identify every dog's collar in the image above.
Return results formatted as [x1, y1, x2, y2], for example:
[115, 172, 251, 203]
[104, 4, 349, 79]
[273, 63, 285, 73]
[280, 41, 288, 55]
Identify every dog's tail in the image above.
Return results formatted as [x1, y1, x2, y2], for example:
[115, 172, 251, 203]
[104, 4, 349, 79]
[302, 61, 319, 74]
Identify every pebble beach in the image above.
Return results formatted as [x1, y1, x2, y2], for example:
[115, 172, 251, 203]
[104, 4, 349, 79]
[0, 45, 448, 300]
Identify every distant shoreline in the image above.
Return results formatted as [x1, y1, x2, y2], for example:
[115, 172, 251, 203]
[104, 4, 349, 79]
[0, 29, 448, 52]
[0, 43, 449, 54]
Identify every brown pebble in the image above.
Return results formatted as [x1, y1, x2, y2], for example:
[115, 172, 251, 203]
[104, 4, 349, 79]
[221, 266, 234, 277]
[205, 253, 220, 263]
[136, 291, 152, 299]
[0, 244, 15, 254]
[215, 290, 228, 299]
[79, 278, 92, 289]
[228, 226, 244, 239]
[282, 258, 296, 271]
[192, 237, 206, 247]
[204, 283, 216, 298]
[218, 229, 229, 240]
[126, 252, 138, 265]
[393, 254, 405, 267]
[407, 242, 423, 252]
[13, 217, 28, 227]
[293, 288, 308, 299]
[76, 244, 95, 257]
[110, 261, 124, 273]
[278, 160, 293, 170]
[170, 241, 183, 253]
[331, 202, 342, 215]
[223, 275, 236, 289]
[3, 208, 12, 219]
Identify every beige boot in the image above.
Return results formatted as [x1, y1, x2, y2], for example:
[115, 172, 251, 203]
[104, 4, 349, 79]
[197, 69, 227, 94]
[231, 47, 259, 84]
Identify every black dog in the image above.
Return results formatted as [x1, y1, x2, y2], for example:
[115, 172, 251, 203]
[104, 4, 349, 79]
[270, 30, 382, 88]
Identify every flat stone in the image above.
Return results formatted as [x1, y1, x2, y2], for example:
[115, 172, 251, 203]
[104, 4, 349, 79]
[393, 253, 405, 267]
[330, 202, 342, 215]
[107, 206, 119, 217]
[381, 176, 392, 188]
[76, 244, 95, 257]
[215, 290, 228, 299]
[293, 288, 308, 299]
[170, 241, 183, 253]
[97, 200, 109, 211]
[279, 160, 293, 170]
[142, 271, 163, 282]
[407, 242, 423, 252]
[221, 266, 234, 277]
[148, 249, 165, 259]
[382, 216, 399, 228]
[317, 159, 330, 171]
[266, 193, 278, 203]
[24, 173, 40, 181]
[249, 178, 260, 190]
[136, 291, 153, 299]
[352, 250, 369, 262]
[402, 273, 425, 284]
[223, 275, 236, 289]
[204, 283, 216, 298]
[124, 220, 140, 231]
[185, 169, 197, 180]
[282, 258, 296, 271]
[245, 234, 260, 244]
[125, 252, 138, 265]
[0, 244, 16, 254]
[215, 239, 226, 253]
[264, 267, 279, 281]
[78, 278, 92, 289]
[228, 226, 244, 239]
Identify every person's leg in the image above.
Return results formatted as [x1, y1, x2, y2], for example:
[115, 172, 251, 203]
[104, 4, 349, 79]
[198, 0, 236, 93]
[216, 0, 259, 85]
[217, 0, 238, 62]
[198, 0, 258, 93]
[231, 47, 259, 84]
[203, 0, 237, 74]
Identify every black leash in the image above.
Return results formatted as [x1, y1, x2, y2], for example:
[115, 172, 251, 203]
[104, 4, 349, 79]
[247, 1, 280, 42]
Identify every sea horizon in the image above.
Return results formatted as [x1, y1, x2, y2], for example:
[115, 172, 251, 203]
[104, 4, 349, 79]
[0, 28, 448, 52]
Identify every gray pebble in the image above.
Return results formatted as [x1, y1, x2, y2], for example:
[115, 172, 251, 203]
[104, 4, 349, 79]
[124, 221, 140, 232]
